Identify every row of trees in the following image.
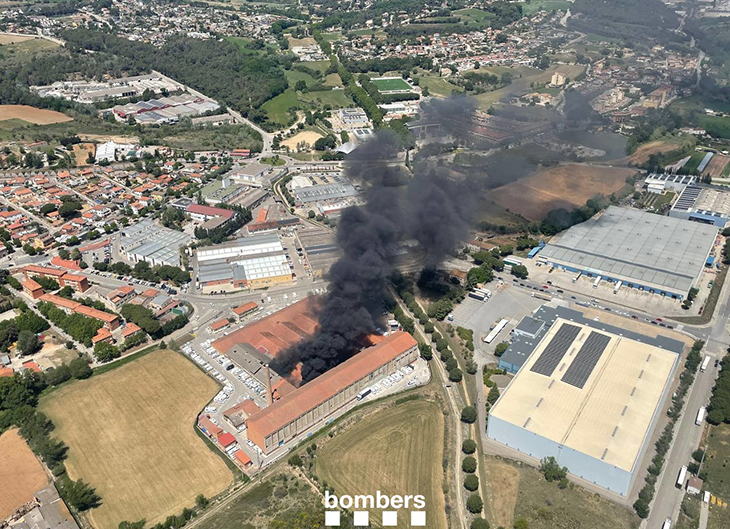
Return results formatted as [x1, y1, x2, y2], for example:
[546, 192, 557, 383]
[634, 341, 705, 518]
[0, 365, 100, 512]
[707, 356, 729, 424]
[37, 302, 104, 347]
[94, 260, 190, 286]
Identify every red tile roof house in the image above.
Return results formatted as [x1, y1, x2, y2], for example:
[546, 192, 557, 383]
[217, 432, 237, 448]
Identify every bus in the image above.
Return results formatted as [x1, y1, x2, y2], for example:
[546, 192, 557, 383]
[484, 319, 509, 344]
[676, 465, 687, 488]
[572, 271, 582, 283]
[696, 406, 706, 426]
[701, 356, 711, 372]
[469, 291, 487, 301]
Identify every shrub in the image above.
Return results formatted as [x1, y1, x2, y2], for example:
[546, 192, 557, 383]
[464, 474, 479, 491]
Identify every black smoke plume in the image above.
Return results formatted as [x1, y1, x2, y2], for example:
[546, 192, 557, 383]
[273, 124, 473, 382]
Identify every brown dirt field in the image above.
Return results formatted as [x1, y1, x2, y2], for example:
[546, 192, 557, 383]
[281, 130, 323, 150]
[0, 33, 34, 45]
[288, 36, 317, 47]
[0, 429, 49, 518]
[78, 133, 139, 144]
[484, 457, 519, 528]
[704, 154, 730, 178]
[0, 105, 72, 125]
[627, 139, 682, 165]
[72, 143, 96, 166]
[491, 164, 635, 221]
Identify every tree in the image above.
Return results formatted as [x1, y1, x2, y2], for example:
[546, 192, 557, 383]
[69, 357, 92, 379]
[466, 493, 483, 514]
[58, 476, 101, 510]
[471, 519, 490, 529]
[494, 342, 509, 357]
[511, 265, 528, 279]
[461, 405, 477, 423]
[307, 210, 315, 219]
[17, 329, 40, 356]
[540, 456, 568, 482]
[93, 342, 120, 363]
[464, 474, 479, 491]
[514, 519, 530, 529]
[633, 498, 650, 519]
[418, 342, 432, 360]
[195, 494, 209, 509]
[288, 454, 303, 467]
[119, 521, 146, 529]
[487, 385, 500, 405]
[462, 456, 477, 473]
[449, 368, 463, 382]
[462, 439, 477, 454]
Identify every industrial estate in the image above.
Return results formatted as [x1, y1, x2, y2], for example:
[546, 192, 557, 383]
[1, 1, 730, 529]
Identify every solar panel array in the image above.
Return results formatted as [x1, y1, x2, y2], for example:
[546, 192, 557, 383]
[561, 331, 611, 388]
[530, 323, 581, 377]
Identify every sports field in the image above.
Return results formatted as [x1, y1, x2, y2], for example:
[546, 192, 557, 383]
[491, 164, 634, 221]
[0, 429, 49, 519]
[39, 350, 233, 529]
[315, 400, 446, 529]
[371, 77, 413, 93]
[0, 105, 72, 125]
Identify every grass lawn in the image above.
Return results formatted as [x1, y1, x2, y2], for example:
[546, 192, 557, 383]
[684, 151, 708, 173]
[195, 473, 324, 529]
[324, 72, 343, 87]
[494, 456, 640, 529]
[299, 89, 353, 108]
[653, 191, 676, 208]
[261, 89, 299, 125]
[285, 68, 319, 88]
[371, 77, 413, 92]
[39, 349, 233, 529]
[703, 423, 730, 500]
[723, 161, 730, 177]
[320, 32, 342, 42]
[522, 0, 571, 14]
[475, 64, 584, 108]
[315, 400, 447, 529]
[261, 156, 286, 166]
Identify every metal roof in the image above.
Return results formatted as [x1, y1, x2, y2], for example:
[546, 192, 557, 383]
[541, 206, 717, 294]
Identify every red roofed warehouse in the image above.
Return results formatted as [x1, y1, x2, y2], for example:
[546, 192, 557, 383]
[246, 331, 418, 454]
[186, 204, 235, 223]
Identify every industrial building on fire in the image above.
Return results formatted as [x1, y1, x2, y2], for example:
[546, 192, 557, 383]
[540, 206, 717, 299]
[488, 306, 684, 497]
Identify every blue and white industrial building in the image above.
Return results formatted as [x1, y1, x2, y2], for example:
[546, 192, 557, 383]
[539, 206, 718, 299]
[670, 184, 730, 228]
[488, 305, 684, 498]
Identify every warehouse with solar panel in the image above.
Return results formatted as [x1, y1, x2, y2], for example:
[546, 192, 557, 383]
[487, 306, 685, 498]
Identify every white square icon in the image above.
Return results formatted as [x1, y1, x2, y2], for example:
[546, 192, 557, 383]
[325, 511, 340, 526]
[411, 511, 426, 526]
[382, 511, 398, 526]
[353, 511, 369, 526]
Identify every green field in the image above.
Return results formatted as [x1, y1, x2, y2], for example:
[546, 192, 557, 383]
[703, 423, 730, 501]
[315, 400, 447, 529]
[299, 89, 353, 108]
[521, 0, 571, 14]
[285, 68, 319, 88]
[261, 89, 299, 124]
[371, 77, 413, 92]
[418, 74, 463, 97]
[324, 72, 343, 87]
[684, 151, 708, 173]
[299, 60, 331, 74]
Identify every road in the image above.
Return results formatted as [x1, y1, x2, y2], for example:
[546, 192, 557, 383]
[227, 108, 274, 152]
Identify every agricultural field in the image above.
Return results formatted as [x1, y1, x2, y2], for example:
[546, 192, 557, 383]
[287, 36, 316, 47]
[483, 456, 639, 529]
[683, 151, 708, 174]
[261, 90, 300, 125]
[0, 105, 72, 125]
[0, 429, 49, 519]
[0, 33, 34, 44]
[371, 77, 413, 93]
[39, 349, 233, 529]
[315, 399, 446, 529]
[491, 164, 635, 221]
[299, 60, 330, 74]
[704, 154, 730, 178]
[285, 69, 319, 89]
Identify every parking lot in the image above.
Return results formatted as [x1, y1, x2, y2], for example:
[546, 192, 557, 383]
[451, 283, 544, 364]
